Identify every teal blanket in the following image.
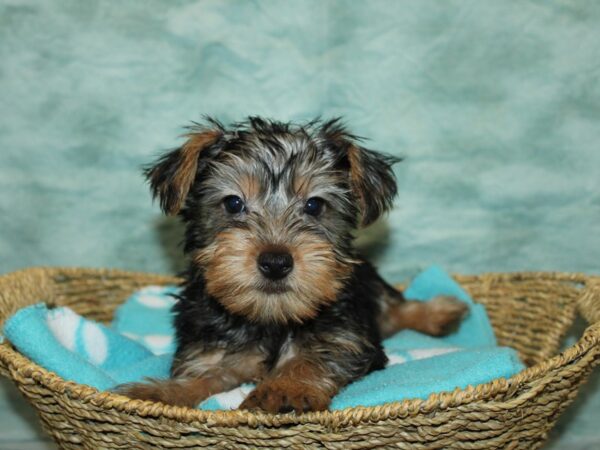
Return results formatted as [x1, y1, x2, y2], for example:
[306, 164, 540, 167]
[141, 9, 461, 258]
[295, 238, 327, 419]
[3, 266, 524, 410]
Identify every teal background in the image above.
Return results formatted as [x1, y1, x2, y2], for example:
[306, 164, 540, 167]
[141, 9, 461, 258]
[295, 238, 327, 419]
[0, 1, 599, 448]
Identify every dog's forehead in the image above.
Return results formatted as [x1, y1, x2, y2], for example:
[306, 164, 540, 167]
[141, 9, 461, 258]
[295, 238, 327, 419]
[209, 132, 343, 199]
[243, 131, 327, 169]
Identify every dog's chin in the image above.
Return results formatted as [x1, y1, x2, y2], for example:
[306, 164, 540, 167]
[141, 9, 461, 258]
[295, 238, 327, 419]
[225, 283, 321, 325]
[208, 271, 343, 324]
[257, 281, 291, 295]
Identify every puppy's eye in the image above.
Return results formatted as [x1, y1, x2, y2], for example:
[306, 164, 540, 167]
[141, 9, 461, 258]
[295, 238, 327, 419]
[223, 195, 246, 214]
[304, 197, 325, 216]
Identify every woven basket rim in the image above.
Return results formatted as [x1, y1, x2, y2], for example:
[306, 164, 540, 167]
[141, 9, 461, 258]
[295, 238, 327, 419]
[1, 266, 599, 429]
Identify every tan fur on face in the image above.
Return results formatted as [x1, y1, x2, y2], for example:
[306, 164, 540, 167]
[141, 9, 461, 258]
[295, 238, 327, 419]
[194, 229, 354, 324]
[293, 174, 311, 198]
[238, 173, 261, 199]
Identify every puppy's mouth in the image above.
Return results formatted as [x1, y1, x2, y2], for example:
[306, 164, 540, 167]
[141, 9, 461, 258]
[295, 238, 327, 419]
[257, 281, 291, 295]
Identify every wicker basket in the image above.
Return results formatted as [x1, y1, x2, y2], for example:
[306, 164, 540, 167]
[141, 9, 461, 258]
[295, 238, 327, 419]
[0, 267, 599, 449]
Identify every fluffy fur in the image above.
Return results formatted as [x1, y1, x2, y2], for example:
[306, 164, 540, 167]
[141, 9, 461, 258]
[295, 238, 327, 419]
[117, 117, 467, 413]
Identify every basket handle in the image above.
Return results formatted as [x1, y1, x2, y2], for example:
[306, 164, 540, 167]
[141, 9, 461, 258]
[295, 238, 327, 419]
[577, 279, 600, 325]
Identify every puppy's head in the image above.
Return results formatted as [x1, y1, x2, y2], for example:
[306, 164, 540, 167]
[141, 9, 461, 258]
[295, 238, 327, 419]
[145, 117, 399, 324]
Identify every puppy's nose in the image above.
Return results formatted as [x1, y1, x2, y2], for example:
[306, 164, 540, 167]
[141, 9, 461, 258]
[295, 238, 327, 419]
[257, 251, 294, 280]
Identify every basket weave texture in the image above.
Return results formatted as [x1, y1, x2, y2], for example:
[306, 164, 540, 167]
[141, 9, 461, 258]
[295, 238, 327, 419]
[0, 267, 599, 449]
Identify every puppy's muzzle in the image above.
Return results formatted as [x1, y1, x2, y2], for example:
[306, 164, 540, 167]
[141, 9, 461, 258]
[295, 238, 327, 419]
[257, 251, 294, 280]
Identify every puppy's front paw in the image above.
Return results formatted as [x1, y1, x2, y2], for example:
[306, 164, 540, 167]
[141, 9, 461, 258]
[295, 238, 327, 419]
[240, 378, 331, 413]
[425, 295, 468, 336]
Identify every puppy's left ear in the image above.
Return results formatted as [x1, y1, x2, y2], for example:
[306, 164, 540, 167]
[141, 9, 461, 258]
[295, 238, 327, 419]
[347, 144, 399, 226]
[144, 128, 222, 215]
[320, 119, 400, 226]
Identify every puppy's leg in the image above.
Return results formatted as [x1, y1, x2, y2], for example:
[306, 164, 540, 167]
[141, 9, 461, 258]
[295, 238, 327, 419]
[240, 326, 385, 414]
[116, 347, 264, 408]
[240, 356, 336, 413]
[378, 287, 468, 338]
[115, 376, 225, 407]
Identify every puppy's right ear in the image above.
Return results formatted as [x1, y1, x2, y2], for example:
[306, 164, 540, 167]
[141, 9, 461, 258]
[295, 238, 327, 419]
[144, 128, 221, 215]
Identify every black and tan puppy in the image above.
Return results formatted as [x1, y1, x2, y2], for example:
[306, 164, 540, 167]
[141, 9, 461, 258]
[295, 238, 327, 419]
[118, 117, 467, 413]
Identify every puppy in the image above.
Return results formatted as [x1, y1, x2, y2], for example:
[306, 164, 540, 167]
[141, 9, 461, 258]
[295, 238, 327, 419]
[118, 117, 467, 413]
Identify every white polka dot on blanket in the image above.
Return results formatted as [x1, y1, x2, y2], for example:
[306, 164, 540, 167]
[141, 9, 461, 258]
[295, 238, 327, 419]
[82, 322, 108, 365]
[136, 293, 174, 309]
[137, 286, 171, 295]
[208, 385, 254, 409]
[144, 335, 173, 349]
[121, 332, 139, 341]
[407, 347, 460, 360]
[386, 354, 408, 365]
[47, 308, 79, 351]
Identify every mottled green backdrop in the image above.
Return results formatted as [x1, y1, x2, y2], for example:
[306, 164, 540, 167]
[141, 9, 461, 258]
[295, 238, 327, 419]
[0, 1, 599, 448]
